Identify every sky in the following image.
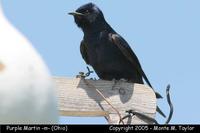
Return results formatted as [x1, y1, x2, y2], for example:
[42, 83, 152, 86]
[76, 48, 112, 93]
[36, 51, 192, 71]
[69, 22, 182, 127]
[1, 0, 200, 124]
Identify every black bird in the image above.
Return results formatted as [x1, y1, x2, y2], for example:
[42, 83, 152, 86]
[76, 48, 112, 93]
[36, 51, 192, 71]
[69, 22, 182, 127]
[69, 3, 165, 117]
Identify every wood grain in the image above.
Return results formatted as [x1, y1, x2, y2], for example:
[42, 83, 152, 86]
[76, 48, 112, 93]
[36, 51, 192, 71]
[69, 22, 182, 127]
[53, 77, 156, 124]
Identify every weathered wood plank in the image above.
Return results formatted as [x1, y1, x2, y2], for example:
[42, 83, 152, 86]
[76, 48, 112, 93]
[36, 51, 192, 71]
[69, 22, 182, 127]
[53, 77, 156, 124]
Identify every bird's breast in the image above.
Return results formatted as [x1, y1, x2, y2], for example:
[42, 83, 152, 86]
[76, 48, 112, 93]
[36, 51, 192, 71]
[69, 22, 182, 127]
[85, 38, 127, 71]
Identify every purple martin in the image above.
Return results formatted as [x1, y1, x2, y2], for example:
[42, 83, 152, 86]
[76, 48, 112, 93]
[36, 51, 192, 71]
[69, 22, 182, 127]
[69, 3, 165, 117]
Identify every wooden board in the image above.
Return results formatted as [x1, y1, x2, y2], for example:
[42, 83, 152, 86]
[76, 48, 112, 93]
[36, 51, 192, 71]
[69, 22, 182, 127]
[53, 77, 157, 124]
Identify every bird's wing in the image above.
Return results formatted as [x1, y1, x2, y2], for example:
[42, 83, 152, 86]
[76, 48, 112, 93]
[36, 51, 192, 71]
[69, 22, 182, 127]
[80, 40, 89, 64]
[109, 33, 153, 88]
[110, 33, 165, 117]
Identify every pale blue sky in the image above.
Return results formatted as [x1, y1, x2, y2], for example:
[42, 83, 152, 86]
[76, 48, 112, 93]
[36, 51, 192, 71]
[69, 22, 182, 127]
[2, 0, 200, 124]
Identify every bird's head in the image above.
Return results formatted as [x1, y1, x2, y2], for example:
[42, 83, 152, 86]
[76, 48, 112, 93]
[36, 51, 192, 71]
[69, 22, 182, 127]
[68, 3, 105, 30]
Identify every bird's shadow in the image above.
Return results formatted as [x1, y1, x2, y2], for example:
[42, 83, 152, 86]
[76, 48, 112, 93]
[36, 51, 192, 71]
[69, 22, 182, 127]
[77, 78, 134, 106]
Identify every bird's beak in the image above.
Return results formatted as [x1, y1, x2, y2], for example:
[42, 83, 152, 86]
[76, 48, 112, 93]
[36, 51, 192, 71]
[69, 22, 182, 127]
[68, 12, 84, 16]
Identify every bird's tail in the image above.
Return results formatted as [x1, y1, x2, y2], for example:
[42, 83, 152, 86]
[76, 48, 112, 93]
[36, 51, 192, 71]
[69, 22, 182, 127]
[141, 69, 166, 117]
[155, 92, 163, 99]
